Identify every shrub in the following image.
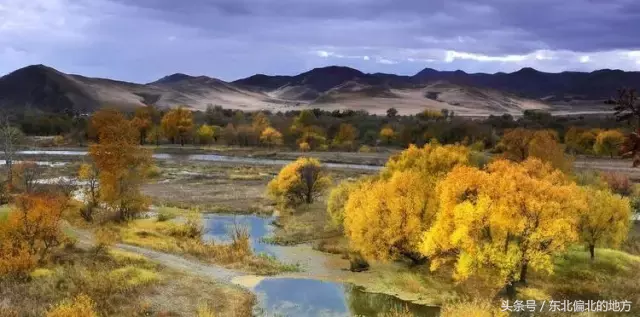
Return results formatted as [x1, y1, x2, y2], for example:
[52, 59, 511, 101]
[46, 294, 98, 317]
[94, 226, 119, 253]
[600, 172, 632, 196]
[358, 145, 373, 153]
[109, 266, 160, 288]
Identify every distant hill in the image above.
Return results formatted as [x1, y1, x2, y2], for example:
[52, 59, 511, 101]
[0, 64, 637, 115]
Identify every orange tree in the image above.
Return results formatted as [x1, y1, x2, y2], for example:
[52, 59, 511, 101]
[131, 106, 153, 145]
[89, 108, 151, 221]
[0, 193, 68, 276]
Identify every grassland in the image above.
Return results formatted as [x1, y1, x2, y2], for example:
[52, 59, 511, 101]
[0, 246, 254, 316]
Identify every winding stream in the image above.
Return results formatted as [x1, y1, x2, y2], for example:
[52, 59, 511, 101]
[202, 214, 440, 317]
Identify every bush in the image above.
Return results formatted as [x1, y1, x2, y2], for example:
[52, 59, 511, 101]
[157, 209, 177, 222]
[46, 294, 98, 317]
[600, 172, 632, 196]
[358, 145, 373, 153]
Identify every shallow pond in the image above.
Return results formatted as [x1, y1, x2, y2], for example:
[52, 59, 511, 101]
[202, 214, 440, 317]
[16, 150, 381, 171]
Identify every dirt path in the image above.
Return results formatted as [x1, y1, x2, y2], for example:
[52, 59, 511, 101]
[68, 226, 240, 283]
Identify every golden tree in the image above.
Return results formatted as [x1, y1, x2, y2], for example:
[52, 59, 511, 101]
[78, 163, 99, 222]
[260, 126, 283, 147]
[344, 171, 433, 262]
[420, 158, 584, 295]
[379, 127, 395, 145]
[252, 111, 271, 134]
[131, 106, 152, 145]
[528, 130, 573, 173]
[161, 106, 193, 146]
[332, 123, 358, 150]
[578, 187, 631, 260]
[196, 124, 215, 145]
[89, 108, 151, 221]
[344, 143, 470, 263]
[594, 129, 625, 158]
[267, 158, 331, 208]
[327, 177, 371, 229]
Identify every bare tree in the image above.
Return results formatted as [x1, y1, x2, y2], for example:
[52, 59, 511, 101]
[0, 115, 24, 184]
[612, 88, 640, 128]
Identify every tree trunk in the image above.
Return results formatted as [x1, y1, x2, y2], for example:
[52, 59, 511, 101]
[505, 282, 516, 300]
[589, 244, 595, 261]
[519, 260, 529, 284]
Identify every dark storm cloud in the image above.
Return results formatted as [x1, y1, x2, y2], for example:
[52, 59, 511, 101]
[1, 0, 640, 82]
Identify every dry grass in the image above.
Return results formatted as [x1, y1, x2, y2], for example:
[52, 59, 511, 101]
[440, 299, 507, 317]
[0, 242, 255, 317]
[118, 216, 297, 275]
[0, 246, 161, 316]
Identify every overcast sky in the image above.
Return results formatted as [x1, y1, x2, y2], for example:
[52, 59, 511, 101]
[2, 0, 640, 83]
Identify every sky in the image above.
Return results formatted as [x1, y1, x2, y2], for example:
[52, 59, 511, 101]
[1, 0, 640, 83]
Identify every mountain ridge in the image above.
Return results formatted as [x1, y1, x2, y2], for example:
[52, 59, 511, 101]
[0, 64, 636, 115]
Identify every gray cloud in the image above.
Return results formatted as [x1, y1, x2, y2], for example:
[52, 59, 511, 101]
[1, 0, 640, 82]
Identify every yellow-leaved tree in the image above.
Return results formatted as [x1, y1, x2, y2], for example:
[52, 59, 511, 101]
[290, 110, 327, 150]
[161, 106, 193, 146]
[578, 187, 631, 260]
[332, 123, 358, 150]
[594, 129, 625, 158]
[343, 143, 470, 263]
[326, 177, 372, 229]
[379, 127, 395, 145]
[196, 124, 216, 145]
[260, 126, 283, 147]
[420, 158, 584, 296]
[89, 108, 152, 221]
[252, 111, 271, 135]
[267, 158, 331, 208]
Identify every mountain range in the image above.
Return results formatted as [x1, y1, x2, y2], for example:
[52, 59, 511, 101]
[0, 64, 637, 116]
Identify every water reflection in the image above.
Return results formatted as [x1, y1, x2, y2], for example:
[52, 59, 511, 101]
[202, 214, 275, 255]
[203, 214, 440, 317]
[254, 278, 440, 317]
